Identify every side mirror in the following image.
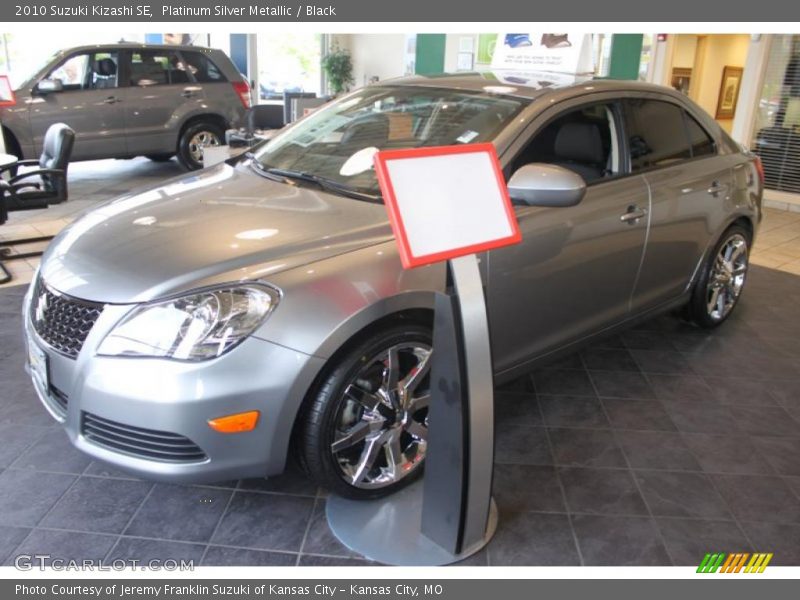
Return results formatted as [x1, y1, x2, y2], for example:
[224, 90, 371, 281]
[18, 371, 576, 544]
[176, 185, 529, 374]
[508, 163, 587, 207]
[35, 78, 63, 95]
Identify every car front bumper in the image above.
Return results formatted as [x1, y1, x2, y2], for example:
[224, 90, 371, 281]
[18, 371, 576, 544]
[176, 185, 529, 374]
[22, 284, 324, 484]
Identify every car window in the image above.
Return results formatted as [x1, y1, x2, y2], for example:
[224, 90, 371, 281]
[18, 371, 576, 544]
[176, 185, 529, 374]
[130, 50, 192, 87]
[47, 51, 119, 91]
[685, 112, 717, 158]
[182, 52, 227, 83]
[511, 102, 622, 185]
[624, 99, 693, 171]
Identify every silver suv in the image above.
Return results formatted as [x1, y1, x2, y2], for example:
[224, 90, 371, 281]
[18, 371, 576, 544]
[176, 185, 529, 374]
[23, 74, 762, 500]
[1, 43, 249, 170]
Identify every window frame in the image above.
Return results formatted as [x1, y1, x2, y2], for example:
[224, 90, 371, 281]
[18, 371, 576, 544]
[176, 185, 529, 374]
[43, 49, 122, 92]
[181, 50, 229, 84]
[126, 48, 198, 88]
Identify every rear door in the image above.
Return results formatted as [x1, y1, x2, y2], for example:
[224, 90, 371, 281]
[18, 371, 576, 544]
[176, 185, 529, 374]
[623, 97, 735, 311]
[28, 49, 125, 160]
[122, 48, 205, 155]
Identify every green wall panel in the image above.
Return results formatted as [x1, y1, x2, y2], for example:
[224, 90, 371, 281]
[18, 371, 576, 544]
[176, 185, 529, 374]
[608, 34, 644, 80]
[416, 34, 446, 75]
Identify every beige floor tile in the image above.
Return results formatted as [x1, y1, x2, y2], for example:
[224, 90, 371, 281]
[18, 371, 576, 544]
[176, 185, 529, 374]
[750, 255, 788, 268]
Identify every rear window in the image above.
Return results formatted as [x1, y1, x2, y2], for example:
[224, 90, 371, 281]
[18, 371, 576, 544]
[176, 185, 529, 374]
[130, 50, 192, 86]
[182, 52, 228, 83]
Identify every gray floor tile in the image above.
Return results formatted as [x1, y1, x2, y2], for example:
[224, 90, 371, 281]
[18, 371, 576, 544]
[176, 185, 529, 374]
[495, 392, 543, 428]
[703, 376, 779, 407]
[645, 373, 714, 403]
[12, 529, 116, 565]
[630, 350, 692, 374]
[301, 502, 358, 558]
[488, 512, 580, 566]
[494, 426, 552, 465]
[237, 462, 317, 496]
[11, 428, 92, 474]
[0, 425, 48, 468]
[751, 437, 800, 476]
[0, 470, 75, 527]
[683, 433, 775, 475]
[616, 430, 701, 471]
[82, 461, 142, 480]
[202, 546, 297, 566]
[492, 464, 565, 514]
[728, 406, 800, 437]
[622, 330, 676, 352]
[40, 477, 152, 533]
[123, 484, 232, 542]
[602, 398, 677, 432]
[656, 518, 751, 566]
[662, 401, 741, 434]
[548, 428, 627, 468]
[738, 521, 800, 566]
[786, 476, 800, 501]
[711, 474, 800, 524]
[580, 348, 639, 372]
[572, 514, 671, 565]
[0, 526, 31, 564]
[589, 371, 656, 400]
[633, 470, 730, 519]
[211, 491, 314, 552]
[539, 395, 609, 429]
[559, 467, 649, 516]
[532, 369, 595, 397]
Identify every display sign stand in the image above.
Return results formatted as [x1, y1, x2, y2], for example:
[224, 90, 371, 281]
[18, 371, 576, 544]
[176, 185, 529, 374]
[326, 254, 497, 565]
[326, 143, 519, 565]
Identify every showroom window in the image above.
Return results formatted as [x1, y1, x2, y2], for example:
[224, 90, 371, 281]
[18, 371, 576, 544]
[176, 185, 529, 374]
[130, 50, 191, 87]
[47, 51, 119, 91]
[624, 99, 698, 170]
[751, 34, 800, 194]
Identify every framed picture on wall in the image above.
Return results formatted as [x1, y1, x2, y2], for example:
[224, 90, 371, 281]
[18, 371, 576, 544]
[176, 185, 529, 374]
[715, 65, 744, 119]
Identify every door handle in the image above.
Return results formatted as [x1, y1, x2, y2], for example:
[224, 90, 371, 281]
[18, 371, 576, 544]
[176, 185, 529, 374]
[181, 90, 196, 98]
[707, 181, 727, 195]
[620, 205, 648, 224]
[102, 96, 119, 105]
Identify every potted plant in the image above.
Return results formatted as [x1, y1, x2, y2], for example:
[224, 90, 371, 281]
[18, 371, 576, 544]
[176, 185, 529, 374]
[322, 45, 354, 96]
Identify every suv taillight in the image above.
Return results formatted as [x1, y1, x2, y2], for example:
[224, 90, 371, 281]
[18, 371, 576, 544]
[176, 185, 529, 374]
[232, 81, 251, 109]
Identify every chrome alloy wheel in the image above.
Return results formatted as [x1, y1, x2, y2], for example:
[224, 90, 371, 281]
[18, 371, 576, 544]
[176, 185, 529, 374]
[331, 343, 431, 489]
[706, 233, 748, 322]
[187, 130, 221, 164]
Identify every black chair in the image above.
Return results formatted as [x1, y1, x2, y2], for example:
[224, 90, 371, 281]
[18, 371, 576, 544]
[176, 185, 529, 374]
[0, 122, 75, 210]
[0, 123, 75, 284]
[225, 105, 285, 148]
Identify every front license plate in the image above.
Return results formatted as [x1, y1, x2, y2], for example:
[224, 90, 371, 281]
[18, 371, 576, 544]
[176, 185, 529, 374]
[28, 337, 49, 392]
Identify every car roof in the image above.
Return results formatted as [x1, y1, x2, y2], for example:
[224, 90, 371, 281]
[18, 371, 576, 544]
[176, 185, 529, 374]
[386, 71, 678, 101]
[55, 43, 217, 54]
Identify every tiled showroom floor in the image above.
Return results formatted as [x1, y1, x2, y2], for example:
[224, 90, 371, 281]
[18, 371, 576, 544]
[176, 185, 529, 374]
[1, 159, 800, 566]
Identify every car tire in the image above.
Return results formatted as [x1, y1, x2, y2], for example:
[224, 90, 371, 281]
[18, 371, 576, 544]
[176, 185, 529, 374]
[176, 122, 224, 171]
[146, 153, 174, 163]
[298, 322, 432, 500]
[687, 224, 751, 329]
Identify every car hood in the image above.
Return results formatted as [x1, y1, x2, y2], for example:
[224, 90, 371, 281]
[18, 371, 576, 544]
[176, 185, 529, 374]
[39, 162, 392, 303]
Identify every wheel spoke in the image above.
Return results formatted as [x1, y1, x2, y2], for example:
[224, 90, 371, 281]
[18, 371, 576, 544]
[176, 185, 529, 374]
[384, 433, 408, 479]
[344, 383, 382, 412]
[707, 286, 721, 314]
[350, 432, 386, 484]
[406, 392, 430, 414]
[405, 419, 428, 441]
[382, 346, 400, 392]
[400, 349, 432, 398]
[332, 420, 375, 453]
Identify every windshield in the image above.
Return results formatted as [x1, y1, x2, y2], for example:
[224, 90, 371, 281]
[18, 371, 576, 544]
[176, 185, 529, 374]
[251, 85, 528, 196]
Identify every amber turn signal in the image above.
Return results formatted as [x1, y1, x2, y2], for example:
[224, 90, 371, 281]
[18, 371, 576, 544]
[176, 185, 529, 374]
[207, 410, 260, 433]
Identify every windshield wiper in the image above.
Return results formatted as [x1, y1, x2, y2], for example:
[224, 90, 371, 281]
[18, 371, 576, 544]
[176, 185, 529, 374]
[264, 167, 382, 203]
[245, 153, 293, 184]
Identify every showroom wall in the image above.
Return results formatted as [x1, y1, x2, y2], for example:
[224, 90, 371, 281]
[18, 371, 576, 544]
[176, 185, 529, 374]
[332, 34, 407, 88]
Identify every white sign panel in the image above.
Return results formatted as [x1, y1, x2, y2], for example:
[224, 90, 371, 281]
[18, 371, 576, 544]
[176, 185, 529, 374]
[491, 33, 594, 74]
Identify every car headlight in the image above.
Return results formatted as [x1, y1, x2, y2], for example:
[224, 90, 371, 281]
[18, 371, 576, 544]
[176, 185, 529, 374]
[97, 285, 279, 361]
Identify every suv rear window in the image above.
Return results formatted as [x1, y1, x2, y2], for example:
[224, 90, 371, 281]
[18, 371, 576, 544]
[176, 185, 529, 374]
[130, 50, 192, 86]
[182, 52, 227, 83]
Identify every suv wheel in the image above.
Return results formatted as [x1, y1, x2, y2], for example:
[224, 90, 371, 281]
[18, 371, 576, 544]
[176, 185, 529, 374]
[299, 323, 432, 500]
[177, 122, 224, 170]
[688, 224, 751, 328]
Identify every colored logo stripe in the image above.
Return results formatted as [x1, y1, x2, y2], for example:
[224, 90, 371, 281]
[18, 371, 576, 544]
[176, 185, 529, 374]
[697, 552, 773, 573]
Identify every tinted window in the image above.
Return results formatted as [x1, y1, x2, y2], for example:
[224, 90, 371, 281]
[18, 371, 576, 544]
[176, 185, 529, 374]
[685, 113, 716, 158]
[183, 52, 227, 83]
[130, 50, 192, 87]
[48, 51, 119, 91]
[512, 102, 622, 184]
[625, 99, 691, 171]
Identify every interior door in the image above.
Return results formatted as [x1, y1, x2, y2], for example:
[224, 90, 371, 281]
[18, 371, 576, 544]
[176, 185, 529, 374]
[622, 97, 735, 311]
[122, 49, 205, 155]
[488, 100, 650, 374]
[28, 50, 125, 160]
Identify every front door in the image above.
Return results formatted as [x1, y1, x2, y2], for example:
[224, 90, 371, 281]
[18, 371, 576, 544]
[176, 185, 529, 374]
[488, 100, 650, 375]
[28, 50, 125, 160]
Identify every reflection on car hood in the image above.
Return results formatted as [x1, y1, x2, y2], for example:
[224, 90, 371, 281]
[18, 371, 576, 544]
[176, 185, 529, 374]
[39, 163, 392, 303]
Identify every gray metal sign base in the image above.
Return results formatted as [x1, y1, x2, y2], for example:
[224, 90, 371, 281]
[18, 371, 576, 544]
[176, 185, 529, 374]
[326, 480, 498, 566]
[325, 254, 497, 566]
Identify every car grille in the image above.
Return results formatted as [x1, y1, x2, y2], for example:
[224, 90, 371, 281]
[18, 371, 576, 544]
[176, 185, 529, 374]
[30, 278, 104, 359]
[81, 412, 207, 463]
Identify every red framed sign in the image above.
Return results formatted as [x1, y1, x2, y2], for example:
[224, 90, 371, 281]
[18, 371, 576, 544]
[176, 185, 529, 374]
[0, 76, 14, 107]
[374, 143, 521, 269]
